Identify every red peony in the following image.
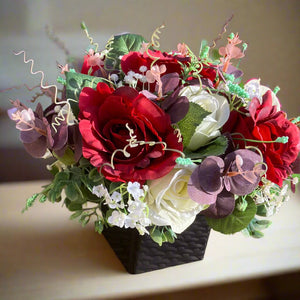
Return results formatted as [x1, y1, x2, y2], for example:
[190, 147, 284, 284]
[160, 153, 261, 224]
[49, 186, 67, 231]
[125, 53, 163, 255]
[223, 91, 300, 186]
[78, 82, 183, 183]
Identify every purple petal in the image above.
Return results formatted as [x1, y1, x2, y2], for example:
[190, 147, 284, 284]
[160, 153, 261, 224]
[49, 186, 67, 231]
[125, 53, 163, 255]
[52, 122, 68, 151]
[163, 96, 189, 123]
[201, 189, 235, 219]
[20, 130, 41, 143]
[161, 87, 189, 123]
[224, 149, 263, 195]
[140, 90, 158, 101]
[197, 156, 224, 194]
[23, 136, 47, 158]
[35, 103, 44, 119]
[44, 117, 54, 148]
[160, 72, 180, 95]
[7, 107, 17, 120]
[19, 118, 45, 143]
[188, 178, 218, 205]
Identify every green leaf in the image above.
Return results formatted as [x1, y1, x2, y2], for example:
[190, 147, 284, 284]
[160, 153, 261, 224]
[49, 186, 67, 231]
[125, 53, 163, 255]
[65, 71, 105, 117]
[206, 197, 257, 234]
[79, 213, 90, 227]
[48, 164, 59, 176]
[88, 167, 102, 181]
[251, 230, 264, 238]
[164, 230, 176, 244]
[47, 171, 70, 203]
[79, 157, 91, 167]
[150, 227, 163, 246]
[80, 185, 100, 203]
[210, 48, 222, 61]
[47, 187, 62, 203]
[54, 170, 70, 182]
[105, 33, 147, 70]
[22, 193, 39, 213]
[109, 181, 123, 193]
[95, 220, 104, 234]
[65, 182, 81, 202]
[70, 210, 83, 220]
[177, 102, 210, 148]
[252, 219, 272, 231]
[256, 204, 268, 217]
[39, 194, 47, 203]
[184, 135, 228, 159]
[67, 201, 83, 212]
[53, 147, 76, 166]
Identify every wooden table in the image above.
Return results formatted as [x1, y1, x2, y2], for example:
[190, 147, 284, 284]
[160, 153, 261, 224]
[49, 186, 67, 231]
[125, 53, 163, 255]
[1, 181, 300, 300]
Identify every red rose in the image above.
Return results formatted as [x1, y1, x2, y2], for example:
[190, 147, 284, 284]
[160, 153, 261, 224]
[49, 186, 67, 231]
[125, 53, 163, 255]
[79, 82, 183, 183]
[121, 50, 188, 91]
[223, 91, 300, 186]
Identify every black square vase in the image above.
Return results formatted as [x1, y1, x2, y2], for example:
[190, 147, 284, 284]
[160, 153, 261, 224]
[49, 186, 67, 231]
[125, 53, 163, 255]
[102, 214, 211, 274]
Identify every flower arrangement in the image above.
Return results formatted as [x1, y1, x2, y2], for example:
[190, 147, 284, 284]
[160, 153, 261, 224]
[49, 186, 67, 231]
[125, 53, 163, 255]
[8, 23, 300, 246]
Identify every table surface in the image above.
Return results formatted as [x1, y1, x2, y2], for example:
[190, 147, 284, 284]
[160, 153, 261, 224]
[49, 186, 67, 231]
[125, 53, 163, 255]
[1, 180, 300, 300]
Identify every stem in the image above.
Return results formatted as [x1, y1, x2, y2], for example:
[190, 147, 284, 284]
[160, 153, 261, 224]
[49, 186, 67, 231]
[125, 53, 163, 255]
[232, 137, 282, 144]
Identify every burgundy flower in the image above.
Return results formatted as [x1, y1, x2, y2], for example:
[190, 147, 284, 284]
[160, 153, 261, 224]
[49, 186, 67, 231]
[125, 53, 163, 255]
[78, 82, 183, 183]
[223, 91, 300, 186]
[121, 50, 189, 91]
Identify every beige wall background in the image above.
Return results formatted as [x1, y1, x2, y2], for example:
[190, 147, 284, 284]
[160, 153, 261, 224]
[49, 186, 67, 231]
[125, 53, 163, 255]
[0, 0, 299, 148]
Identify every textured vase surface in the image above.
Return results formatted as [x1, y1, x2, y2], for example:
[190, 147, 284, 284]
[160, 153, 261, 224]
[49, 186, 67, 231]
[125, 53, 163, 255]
[103, 214, 211, 274]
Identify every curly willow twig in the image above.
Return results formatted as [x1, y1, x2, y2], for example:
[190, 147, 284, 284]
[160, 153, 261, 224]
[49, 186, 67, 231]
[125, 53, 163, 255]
[210, 14, 234, 48]
[45, 25, 70, 57]
[14, 50, 77, 132]
[145, 24, 166, 69]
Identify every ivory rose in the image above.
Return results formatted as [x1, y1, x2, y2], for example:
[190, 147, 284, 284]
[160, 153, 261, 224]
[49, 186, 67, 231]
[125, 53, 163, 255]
[244, 78, 281, 111]
[145, 165, 204, 233]
[179, 86, 230, 150]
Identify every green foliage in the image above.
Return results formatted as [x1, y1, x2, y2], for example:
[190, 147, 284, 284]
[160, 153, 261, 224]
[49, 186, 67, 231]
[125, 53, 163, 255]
[150, 227, 163, 246]
[95, 220, 104, 234]
[65, 71, 105, 117]
[22, 159, 104, 219]
[256, 204, 268, 217]
[105, 33, 147, 70]
[184, 135, 228, 159]
[177, 102, 210, 148]
[22, 194, 39, 213]
[47, 171, 69, 203]
[210, 48, 222, 61]
[70, 210, 83, 220]
[53, 147, 77, 166]
[149, 226, 177, 246]
[205, 197, 257, 234]
[109, 181, 123, 193]
[243, 218, 272, 238]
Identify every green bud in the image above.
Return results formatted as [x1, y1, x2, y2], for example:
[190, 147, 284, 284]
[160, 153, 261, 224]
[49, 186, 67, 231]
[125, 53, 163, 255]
[229, 32, 235, 39]
[275, 136, 289, 144]
[273, 86, 280, 95]
[80, 22, 87, 30]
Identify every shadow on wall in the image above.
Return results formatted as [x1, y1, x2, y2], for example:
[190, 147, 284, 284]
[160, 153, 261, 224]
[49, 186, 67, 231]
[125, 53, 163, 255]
[0, 147, 53, 182]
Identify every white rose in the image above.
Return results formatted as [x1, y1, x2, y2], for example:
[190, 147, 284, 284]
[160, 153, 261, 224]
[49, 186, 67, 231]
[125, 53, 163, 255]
[244, 78, 281, 111]
[145, 165, 204, 234]
[179, 86, 230, 151]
